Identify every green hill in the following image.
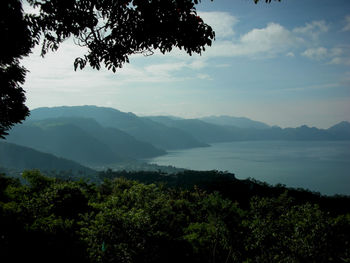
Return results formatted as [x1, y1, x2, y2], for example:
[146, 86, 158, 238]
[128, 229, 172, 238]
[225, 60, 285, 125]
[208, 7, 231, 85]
[28, 117, 166, 159]
[5, 117, 166, 166]
[6, 122, 121, 166]
[0, 141, 96, 176]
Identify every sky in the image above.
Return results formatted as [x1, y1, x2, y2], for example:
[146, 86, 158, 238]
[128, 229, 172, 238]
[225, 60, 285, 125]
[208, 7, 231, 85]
[22, 0, 350, 128]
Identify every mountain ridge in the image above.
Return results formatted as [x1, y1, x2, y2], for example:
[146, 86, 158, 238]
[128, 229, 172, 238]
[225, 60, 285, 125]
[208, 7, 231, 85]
[29, 106, 208, 150]
[5, 117, 166, 166]
[146, 115, 350, 142]
[200, 115, 271, 129]
[29, 106, 350, 143]
[0, 141, 96, 176]
[3, 106, 349, 174]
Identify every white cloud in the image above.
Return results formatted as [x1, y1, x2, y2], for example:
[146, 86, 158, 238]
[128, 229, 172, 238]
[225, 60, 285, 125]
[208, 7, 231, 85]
[301, 47, 328, 60]
[150, 16, 300, 61]
[328, 57, 342, 65]
[196, 74, 213, 80]
[240, 23, 297, 53]
[327, 47, 350, 65]
[330, 47, 343, 57]
[301, 46, 350, 65]
[199, 12, 238, 39]
[202, 23, 299, 59]
[189, 59, 207, 70]
[147, 15, 330, 63]
[22, 37, 206, 95]
[293, 20, 329, 39]
[342, 15, 350, 31]
[328, 57, 350, 65]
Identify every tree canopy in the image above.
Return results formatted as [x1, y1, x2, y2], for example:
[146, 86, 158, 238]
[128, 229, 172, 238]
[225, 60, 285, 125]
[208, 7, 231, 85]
[0, 0, 279, 138]
[0, 170, 349, 263]
[0, 0, 34, 138]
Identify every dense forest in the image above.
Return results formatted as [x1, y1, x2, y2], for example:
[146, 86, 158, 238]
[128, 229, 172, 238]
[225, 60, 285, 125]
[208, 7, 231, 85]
[1, 169, 349, 263]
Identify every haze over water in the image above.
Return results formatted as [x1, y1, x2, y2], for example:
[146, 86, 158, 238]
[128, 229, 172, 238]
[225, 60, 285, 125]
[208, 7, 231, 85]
[149, 141, 350, 195]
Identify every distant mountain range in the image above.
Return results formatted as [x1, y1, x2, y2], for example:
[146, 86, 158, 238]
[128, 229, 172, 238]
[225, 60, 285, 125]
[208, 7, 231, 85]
[1, 105, 350, 173]
[147, 115, 350, 143]
[200, 115, 271, 129]
[29, 106, 207, 150]
[147, 117, 239, 143]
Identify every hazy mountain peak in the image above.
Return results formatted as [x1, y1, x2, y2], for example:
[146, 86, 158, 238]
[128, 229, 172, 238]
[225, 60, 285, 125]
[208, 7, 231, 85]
[327, 121, 350, 139]
[329, 121, 350, 130]
[200, 115, 270, 129]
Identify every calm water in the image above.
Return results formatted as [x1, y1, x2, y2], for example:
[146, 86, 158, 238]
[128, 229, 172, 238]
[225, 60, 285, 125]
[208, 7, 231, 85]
[149, 141, 350, 195]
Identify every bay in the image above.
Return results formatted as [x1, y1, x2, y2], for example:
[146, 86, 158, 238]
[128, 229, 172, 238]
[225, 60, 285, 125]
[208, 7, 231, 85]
[148, 141, 350, 195]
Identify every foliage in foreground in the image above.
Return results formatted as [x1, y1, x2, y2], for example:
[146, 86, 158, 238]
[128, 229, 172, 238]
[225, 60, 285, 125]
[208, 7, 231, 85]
[0, 170, 349, 263]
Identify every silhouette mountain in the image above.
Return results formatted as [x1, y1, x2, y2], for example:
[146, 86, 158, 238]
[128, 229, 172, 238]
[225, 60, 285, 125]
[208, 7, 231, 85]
[0, 141, 96, 175]
[327, 121, 350, 139]
[5, 117, 165, 166]
[200, 115, 270, 129]
[147, 117, 239, 143]
[25, 107, 350, 153]
[29, 106, 208, 150]
[147, 116, 350, 142]
[6, 122, 121, 166]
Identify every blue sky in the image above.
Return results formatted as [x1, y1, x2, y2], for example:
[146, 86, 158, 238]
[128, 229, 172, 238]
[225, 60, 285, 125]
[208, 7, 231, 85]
[22, 0, 350, 128]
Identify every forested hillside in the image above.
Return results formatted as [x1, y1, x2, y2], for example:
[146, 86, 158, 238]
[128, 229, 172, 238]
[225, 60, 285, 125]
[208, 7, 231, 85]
[0, 142, 96, 177]
[5, 117, 165, 165]
[1, 170, 349, 263]
[6, 121, 125, 166]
